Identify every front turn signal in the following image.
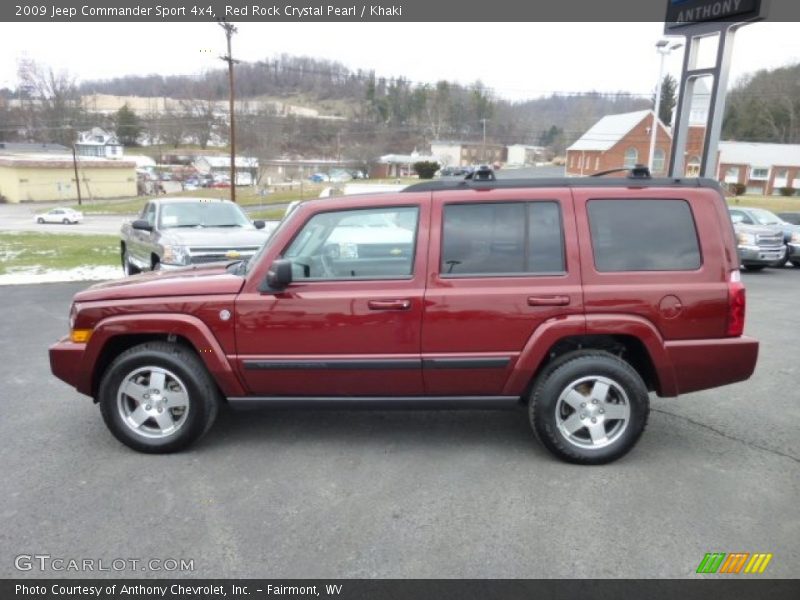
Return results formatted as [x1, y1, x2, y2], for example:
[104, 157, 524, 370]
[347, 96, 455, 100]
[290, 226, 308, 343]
[70, 329, 92, 344]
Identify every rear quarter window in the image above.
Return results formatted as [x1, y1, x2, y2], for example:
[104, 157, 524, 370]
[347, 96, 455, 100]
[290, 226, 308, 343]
[587, 199, 701, 272]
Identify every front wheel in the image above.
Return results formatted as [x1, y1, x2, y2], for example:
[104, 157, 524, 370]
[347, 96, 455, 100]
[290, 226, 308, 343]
[37, 217, 45, 224]
[744, 264, 767, 272]
[98, 342, 220, 453]
[121, 246, 140, 275]
[529, 351, 649, 465]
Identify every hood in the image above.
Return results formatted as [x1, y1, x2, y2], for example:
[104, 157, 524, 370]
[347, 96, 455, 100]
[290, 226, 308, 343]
[74, 264, 246, 302]
[734, 223, 782, 235]
[159, 226, 269, 247]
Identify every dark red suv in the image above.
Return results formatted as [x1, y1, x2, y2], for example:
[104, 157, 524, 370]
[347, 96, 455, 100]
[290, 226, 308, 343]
[50, 175, 759, 463]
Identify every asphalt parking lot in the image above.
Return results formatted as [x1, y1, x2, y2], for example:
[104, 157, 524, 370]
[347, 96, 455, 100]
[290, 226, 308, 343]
[1, 269, 798, 579]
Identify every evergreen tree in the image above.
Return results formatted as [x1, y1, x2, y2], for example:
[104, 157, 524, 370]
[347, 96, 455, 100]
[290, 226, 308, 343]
[115, 103, 141, 146]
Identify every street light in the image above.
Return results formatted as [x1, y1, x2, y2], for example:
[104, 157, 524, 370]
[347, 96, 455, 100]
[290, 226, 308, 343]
[649, 40, 683, 174]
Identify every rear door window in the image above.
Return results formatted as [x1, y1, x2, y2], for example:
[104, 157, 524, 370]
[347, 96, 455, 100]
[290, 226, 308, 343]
[587, 199, 701, 272]
[441, 201, 565, 276]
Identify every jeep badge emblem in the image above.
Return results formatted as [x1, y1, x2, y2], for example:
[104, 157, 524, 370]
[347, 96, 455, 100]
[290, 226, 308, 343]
[219, 309, 231, 321]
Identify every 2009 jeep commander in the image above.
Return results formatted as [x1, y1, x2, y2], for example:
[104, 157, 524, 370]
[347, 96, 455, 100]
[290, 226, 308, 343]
[50, 173, 759, 464]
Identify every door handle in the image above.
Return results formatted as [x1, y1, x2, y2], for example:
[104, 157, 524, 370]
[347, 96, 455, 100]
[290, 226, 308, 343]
[527, 295, 570, 307]
[368, 299, 412, 310]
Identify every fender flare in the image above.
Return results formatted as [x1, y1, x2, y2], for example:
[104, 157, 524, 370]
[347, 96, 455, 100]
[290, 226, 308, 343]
[77, 313, 246, 398]
[503, 313, 677, 397]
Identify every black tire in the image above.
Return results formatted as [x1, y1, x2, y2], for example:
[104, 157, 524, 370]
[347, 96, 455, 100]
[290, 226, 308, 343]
[62, 218, 69, 224]
[791, 260, 800, 268]
[744, 264, 766, 272]
[121, 246, 140, 275]
[37, 217, 45, 224]
[98, 341, 220, 453]
[529, 351, 649, 465]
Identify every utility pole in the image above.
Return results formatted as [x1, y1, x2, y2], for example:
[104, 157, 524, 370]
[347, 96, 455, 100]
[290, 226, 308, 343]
[71, 144, 82, 206]
[219, 21, 239, 202]
[480, 118, 488, 163]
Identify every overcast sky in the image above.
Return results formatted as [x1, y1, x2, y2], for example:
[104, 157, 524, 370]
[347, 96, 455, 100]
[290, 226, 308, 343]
[1, 21, 798, 101]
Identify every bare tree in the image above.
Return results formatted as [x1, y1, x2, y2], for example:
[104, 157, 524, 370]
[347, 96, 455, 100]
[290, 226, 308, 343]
[17, 59, 85, 146]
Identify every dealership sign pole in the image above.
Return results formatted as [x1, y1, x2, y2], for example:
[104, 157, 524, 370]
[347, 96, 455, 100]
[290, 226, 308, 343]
[665, 0, 768, 178]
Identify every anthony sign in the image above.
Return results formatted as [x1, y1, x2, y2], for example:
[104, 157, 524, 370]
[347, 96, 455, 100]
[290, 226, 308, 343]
[665, 0, 763, 29]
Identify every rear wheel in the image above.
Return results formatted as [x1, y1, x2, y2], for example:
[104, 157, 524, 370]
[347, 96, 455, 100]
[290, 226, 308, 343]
[62, 218, 70, 224]
[98, 342, 220, 453]
[37, 217, 45, 224]
[529, 351, 649, 465]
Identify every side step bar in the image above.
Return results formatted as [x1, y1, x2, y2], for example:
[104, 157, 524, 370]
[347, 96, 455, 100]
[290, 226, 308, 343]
[227, 396, 522, 410]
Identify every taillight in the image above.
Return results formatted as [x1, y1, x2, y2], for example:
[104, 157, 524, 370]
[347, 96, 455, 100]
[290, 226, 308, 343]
[726, 270, 746, 337]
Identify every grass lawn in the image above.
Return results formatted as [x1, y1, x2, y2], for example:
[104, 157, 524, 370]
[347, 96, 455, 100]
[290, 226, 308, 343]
[76, 184, 328, 215]
[68, 178, 422, 215]
[725, 195, 800, 212]
[0, 232, 119, 275]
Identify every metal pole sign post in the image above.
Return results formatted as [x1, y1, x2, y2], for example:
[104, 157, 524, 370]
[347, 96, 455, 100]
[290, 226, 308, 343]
[665, 0, 768, 178]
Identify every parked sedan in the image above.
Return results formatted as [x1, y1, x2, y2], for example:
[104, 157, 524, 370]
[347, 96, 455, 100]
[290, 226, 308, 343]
[35, 207, 83, 224]
[729, 206, 800, 267]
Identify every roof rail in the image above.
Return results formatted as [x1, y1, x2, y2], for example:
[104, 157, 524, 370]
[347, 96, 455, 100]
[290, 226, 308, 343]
[591, 164, 651, 179]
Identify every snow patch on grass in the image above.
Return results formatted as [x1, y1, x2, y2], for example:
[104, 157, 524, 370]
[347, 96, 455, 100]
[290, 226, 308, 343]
[0, 265, 123, 285]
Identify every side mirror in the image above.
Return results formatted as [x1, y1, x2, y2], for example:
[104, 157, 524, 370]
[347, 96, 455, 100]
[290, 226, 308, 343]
[253, 219, 266, 230]
[132, 219, 153, 232]
[260, 259, 292, 292]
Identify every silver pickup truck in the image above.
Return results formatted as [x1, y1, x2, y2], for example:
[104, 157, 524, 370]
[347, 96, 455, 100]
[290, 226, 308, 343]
[120, 197, 274, 274]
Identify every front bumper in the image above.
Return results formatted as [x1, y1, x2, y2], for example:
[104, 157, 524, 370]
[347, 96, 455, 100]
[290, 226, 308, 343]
[738, 244, 786, 265]
[788, 243, 800, 258]
[49, 337, 88, 394]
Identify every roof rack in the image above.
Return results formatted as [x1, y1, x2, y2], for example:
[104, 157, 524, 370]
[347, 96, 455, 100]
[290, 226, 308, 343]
[402, 175, 722, 194]
[591, 164, 652, 179]
[465, 165, 496, 182]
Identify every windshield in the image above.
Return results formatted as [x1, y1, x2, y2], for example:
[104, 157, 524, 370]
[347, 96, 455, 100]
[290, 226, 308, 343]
[749, 208, 781, 226]
[159, 202, 251, 229]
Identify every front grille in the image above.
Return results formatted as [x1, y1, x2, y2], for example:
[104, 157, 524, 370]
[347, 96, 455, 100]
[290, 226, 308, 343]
[756, 233, 782, 248]
[188, 246, 259, 264]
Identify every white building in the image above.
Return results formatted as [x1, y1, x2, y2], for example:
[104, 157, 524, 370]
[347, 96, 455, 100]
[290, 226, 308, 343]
[193, 155, 259, 186]
[75, 127, 124, 159]
[506, 144, 546, 167]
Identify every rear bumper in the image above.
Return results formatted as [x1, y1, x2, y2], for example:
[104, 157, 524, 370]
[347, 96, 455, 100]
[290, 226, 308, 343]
[664, 336, 759, 395]
[49, 338, 89, 395]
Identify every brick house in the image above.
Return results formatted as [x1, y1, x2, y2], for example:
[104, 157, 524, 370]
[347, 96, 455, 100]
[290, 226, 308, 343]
[718, 142, 800, 195]
[566, 110, 673, 176]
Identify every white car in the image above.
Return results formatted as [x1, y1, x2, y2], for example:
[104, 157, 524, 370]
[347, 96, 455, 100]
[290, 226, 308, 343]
[35, 207, 84, 224]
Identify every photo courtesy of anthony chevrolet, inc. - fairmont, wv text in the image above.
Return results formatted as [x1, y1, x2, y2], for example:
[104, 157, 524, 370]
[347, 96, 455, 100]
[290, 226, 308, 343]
[1, 1, 800, 599]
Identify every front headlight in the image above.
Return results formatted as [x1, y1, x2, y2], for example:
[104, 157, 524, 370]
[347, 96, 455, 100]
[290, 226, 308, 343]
[791, 231, 800, 244]
[162, 244, 191, 265]
[737, 232, 756, 246]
